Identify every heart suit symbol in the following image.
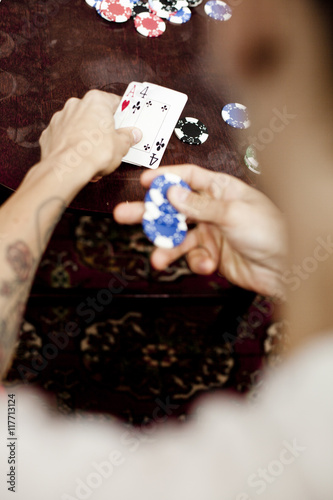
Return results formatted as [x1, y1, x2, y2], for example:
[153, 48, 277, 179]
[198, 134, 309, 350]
[121, 100, 130, 111]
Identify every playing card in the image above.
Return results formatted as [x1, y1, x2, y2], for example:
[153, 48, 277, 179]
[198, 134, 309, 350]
[114, 82, 188, 169]
[114, 82, 143, 129]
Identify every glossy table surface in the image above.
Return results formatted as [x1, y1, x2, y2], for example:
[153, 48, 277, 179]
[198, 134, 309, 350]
[0, 0, 250, 214]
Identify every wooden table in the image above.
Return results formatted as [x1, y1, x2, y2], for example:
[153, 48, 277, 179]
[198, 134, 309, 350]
[0, 0, 250, 214]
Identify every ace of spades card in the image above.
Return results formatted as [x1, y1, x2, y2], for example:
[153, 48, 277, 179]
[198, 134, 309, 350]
[114, 82, 188, 169]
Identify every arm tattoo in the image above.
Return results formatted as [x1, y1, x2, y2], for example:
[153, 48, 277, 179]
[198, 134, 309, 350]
[0, 195, 66, 378]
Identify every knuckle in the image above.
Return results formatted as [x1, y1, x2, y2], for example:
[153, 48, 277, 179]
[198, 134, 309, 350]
[64, 97, 78, 108]
[84, 89, 101, 101]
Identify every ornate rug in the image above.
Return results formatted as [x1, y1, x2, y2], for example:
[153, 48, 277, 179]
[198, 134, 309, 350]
[5, 213, 284, 424]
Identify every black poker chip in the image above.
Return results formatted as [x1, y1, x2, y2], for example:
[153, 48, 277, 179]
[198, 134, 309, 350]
[131, 0, 150, 18]
[174, 117, 209, 145]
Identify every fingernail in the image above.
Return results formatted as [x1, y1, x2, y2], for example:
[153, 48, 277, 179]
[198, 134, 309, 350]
[132, 127, 142, 144]
[171, 186, 189, 203]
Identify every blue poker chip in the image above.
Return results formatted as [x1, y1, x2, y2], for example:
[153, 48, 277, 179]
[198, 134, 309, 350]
[142, 218, 188, 249]
[142, 173, 191, 248]
[222, 103, 251, 129]
[168, 7, 191, 24]
[204, 0, 232, 21]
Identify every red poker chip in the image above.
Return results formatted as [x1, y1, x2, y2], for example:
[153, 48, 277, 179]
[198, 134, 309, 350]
[99, 0, 132, 22]
[134, 12, 166, 37]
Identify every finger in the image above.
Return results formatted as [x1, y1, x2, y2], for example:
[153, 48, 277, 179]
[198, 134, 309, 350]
[149, 223, 220, 271]
[167, 186, 232, 227]
[108, 127, 142, 167]
[150, 229, 200, 270]
[139, 164, 245, 200]
[113, 201, 145, 224]
[186, 247, 217, 275]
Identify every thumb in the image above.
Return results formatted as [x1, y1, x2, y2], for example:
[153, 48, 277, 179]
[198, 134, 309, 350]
[116, 126, 143, 157]
[167, 185, 225, 225]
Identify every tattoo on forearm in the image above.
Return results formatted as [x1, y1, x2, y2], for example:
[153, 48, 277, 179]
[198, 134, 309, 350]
[0, 196, 66, 378]
[0, 241, 35, 297]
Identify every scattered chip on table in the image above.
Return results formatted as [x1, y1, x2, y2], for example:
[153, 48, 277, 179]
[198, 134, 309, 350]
[221, 103, 251, 129]
[174, 117, 209, 145]
[204, 0, 232, 21]
[244, 145, 260, 174]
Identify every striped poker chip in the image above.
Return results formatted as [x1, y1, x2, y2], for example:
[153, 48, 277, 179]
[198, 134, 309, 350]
[94, 0, 102, 12]
[142, 218, 188, 249]
[222, 103, 251, 129]
[142, 174, 191, 248]
[85, 0, 99, 6]
[204, 0, 232, 21]
[147, 173, 191, 215]
[174, 117, 209, 145]
[244, 145, 260, 174]
[99, 0, 132, 22]
[169, 6, 191, 24]
[187, 0, 202, 6]
[148, 0, 186, 18]
[131, 0, 150, 17]
[134, 12, 166, 37]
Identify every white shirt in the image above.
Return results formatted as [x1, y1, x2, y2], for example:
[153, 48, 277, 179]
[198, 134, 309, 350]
[1, 334, 333, 500]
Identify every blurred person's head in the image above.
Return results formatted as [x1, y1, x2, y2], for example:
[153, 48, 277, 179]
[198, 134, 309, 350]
[214, 0, 333, 205]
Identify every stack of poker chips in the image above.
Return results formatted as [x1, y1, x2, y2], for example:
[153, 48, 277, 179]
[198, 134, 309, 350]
[86, 0, 233, 37]
[142, 173, 191, 248]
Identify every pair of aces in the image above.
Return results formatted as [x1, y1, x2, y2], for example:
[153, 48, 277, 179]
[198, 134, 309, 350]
[114, 82, 188, 169]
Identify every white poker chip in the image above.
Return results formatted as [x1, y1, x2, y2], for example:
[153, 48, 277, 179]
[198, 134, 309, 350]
[204, 0, 232, 21]
[99, 0, 132, 22]
[134, 12, 166, 37]
[222, 103, 251, 129]
[169, 6, 191, 24]
[85, 0, 99, 6]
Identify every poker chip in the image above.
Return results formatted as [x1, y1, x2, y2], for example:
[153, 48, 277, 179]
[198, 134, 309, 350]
[222, 103, 251, 129]
[174, 117, 209, 145]
[244, 145, 260, 174]
[134, 12, 166, 37]
[85, 0, 99, 6]
[142, 173, 191, 248]
[204, 0, 232, 21]
[99, 0, 132, 22]
[187, 0, 202, 7]
[148, 0, 186, 18]
[168, 7, 191, 24]
[131, 0, 150, 17]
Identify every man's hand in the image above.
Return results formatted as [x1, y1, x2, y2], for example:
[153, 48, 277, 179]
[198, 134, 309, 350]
[114, 165, 287, 297]
[39, 90, 142, 182]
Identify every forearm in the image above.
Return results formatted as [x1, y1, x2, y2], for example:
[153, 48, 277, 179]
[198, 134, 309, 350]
[0, 159, 91, 379]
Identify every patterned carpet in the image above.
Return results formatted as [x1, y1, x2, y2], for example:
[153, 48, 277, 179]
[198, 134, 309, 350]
[5, 212, 283, 424]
